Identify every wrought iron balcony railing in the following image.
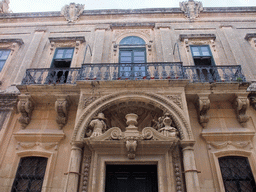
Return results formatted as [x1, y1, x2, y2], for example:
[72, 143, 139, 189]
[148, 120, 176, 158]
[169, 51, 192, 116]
[21, 63, 246, 85]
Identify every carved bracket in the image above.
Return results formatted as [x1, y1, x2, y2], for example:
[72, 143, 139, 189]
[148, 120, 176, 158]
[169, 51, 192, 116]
[55, 95, 70, 129]
[234, 94, 249, 126]
[17, 95, 34, 129]
[196, 94, 210, 128]
[125, 139, 138, 159]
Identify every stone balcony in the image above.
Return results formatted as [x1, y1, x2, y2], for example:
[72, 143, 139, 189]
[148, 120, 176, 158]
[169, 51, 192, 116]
[21, 62, 246, 85]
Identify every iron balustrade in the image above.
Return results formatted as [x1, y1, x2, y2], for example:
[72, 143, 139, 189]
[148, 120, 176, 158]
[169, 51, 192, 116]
[184, 65, 246, 83]
[21, 63, 246, 85]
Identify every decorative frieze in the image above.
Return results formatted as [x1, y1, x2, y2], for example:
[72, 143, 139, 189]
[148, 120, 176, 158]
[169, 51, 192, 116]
[207, 141, 252, 150]
[180, 0, 203, 20]
[196, 94, 210, 128]
[61, 2, 84, 23]
[55, 95, 70, 129]
[81, 155, 91, 192]
[166, 95, 183, 109]
[234, 94, 249, 126]
[17, 95, 34, 129]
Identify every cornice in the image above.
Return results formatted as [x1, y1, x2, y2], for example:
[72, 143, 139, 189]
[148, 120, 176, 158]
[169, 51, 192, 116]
[0, 6, 255, 19]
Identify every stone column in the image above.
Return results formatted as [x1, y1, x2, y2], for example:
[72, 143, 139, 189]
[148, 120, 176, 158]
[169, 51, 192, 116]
[65, 142, 83, 192]
[181, 143, 201, 192]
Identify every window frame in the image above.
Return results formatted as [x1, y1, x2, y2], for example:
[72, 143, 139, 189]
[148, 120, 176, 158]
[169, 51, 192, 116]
[51, 47, 74, 68]
[11, 156, 48, 192]
[218, 156, 256, 192]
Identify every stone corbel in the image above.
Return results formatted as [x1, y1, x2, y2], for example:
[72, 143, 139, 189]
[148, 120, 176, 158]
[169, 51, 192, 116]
[55, 95, 70, 129]
[234, 94, 249, 126]
[17, 95, 34, 129]
[196, 94, 210, 128]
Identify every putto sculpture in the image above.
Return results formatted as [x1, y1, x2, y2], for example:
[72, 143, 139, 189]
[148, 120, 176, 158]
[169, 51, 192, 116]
[0, 0, 11, 13]
[61, 2, 85, 23]
[180, 0, 203, 20]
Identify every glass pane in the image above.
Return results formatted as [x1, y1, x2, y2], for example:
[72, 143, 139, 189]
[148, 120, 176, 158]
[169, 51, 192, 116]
[64, 49, 74, 58]
[134, 56, 145, 63]
[0, 61, 5, 71]
[55, 49, 64, 59]
[120, 36, 145, 45]
[201, 47, 211, 56]
[0, 50, 10, 60]
[120, 57, 132, 63]
[120, 52, 132, 57]
[191, 47, 200, 56]
[134, 51, 145, 56]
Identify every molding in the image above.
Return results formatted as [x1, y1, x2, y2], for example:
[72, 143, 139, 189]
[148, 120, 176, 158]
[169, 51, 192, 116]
[0, 94, 18, 111]
[0, 38, 24, 46]
[179, 34, 216, 41]
[17, 95, 34, 129]
[111, 23, 155, 29]
[48, 36, 85, 43]
[245, 33, 256, 41]
[202, 131, 255, 142]
[196, 94, 210, 128]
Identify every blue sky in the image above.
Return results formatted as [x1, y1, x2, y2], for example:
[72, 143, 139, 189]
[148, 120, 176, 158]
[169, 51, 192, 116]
[9, 0, 256, 13]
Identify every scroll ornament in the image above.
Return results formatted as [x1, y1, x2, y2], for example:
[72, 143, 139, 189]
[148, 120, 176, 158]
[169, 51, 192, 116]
[17, 96, 34, 129]
[55, 97, 69, 129]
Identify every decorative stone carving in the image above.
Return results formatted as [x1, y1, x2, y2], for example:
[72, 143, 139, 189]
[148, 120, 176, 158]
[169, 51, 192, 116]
[0, 94, 17, 111]
[17, 95, 34, 129]
[234, 95, 249, 126]
[125, 139, 137, 159]
[88, 113, 107, 137]
[180, 0, 203, 20]
[166, 95, 183, 109]
[159, 115, 178, 137]
[208, 141, 252, 150]
[152, 113, 178, 137]
[83, 96, 100, 109]
[196, 94, 210, 128]
[61, 3, 84, 23]
[0, 0, 11, 13]
[55, 96, 70, 129]
[248, 93, 256, 110]
[81, 155, 91, 192]
[172, 146, 185, 192]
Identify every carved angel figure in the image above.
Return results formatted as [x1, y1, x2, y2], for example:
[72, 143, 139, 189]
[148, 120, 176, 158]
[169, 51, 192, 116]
[180, 0, 203, 20]
[88, 113, 107, 137]
[61, 3, 85, 23]
[0, 0, 11, 13]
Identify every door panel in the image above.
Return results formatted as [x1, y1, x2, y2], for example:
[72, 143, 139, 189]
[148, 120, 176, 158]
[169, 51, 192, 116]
[105, 165, 158, 192]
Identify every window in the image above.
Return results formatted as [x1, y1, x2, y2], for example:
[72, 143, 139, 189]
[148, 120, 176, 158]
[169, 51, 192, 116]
[11, 157, 48, 192]
[219, 156, 256, 192]
[190, 45, 214, 66]
[48, 48, 74, 83]
[0, 49, 10, 72]
[190, 45, 217, 82]
[119, 36, 146, 79]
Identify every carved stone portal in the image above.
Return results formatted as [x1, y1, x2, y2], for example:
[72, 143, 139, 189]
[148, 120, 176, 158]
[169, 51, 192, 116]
[61, 3, 85, 23]
[180, 0, 203, 20]
[17, 95, 34, 129]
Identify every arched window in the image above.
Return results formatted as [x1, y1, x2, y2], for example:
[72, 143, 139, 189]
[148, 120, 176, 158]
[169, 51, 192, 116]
[11, 157, 48, 192]
[119, 36, 146, 79]
[219, 156, 256, 192]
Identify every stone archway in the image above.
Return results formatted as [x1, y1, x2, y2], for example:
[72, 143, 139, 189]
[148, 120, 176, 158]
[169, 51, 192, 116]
[72, 91, 193, 142]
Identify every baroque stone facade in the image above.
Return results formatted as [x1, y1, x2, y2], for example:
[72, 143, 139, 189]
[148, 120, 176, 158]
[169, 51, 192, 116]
[0, 1, 256, 192]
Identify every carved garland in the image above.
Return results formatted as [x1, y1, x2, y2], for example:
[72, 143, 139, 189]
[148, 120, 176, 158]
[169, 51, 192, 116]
[73, 92, 192, 142]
